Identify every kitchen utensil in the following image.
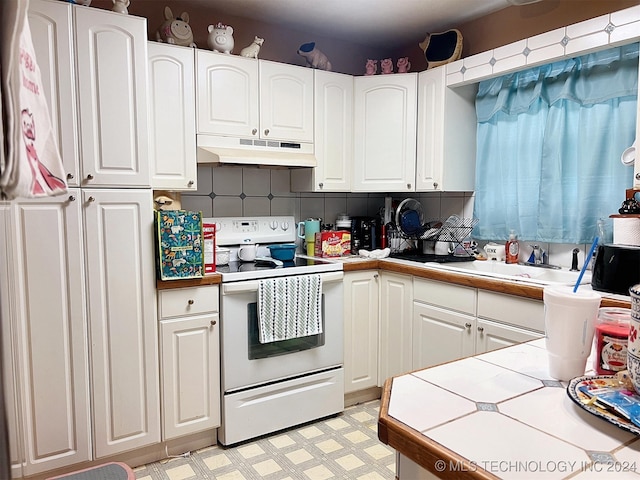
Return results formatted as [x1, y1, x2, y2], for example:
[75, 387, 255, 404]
[267, 244, 297, 261]
[238, 243, 259, 262]
[574, 237, 598, 292]
[395, 198, 424, 236]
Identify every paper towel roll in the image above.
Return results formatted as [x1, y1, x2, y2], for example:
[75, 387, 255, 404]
[613, 217, 640, 246]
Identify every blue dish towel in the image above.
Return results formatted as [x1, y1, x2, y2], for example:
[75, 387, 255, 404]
[258, 274, 322, 343]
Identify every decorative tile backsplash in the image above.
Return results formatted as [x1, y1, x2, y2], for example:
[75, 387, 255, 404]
[181, 165, 588, 268]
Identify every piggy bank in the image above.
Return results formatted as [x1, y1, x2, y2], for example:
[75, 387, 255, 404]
[397, 57, 411, 73]
[380, 58, 394, 74]
[365, 59, 377, 75]
[297, 42, 332, 71]
[155, 6, 196, 47]
[208, 23, 234, 54]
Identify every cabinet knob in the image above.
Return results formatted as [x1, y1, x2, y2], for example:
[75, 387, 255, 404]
[68, 195, 76, 202]
[187, 180, 194, 187]
[319, 182, 323, 189]
[87, 196, 95, 203]
[373, 273, 379, 279]
[66, 173, 74, 180]
[407, 183, 411, 189]
[86, 174, 94, 181]
[477, 326, 484, 333]
[187, 299, 194, 305]
[433, 182, 438, 189]
[464, 322, 472, 330]
[210, 320, 217, 326]
[264, 129, 270, 136]
[252, 128, 257, 135]
[636, 173, 640, 181]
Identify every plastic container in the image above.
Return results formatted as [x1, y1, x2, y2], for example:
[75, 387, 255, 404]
[593, 307, 631, 375]
[267, 244, 297, 261]
[505, 230, 519, 264]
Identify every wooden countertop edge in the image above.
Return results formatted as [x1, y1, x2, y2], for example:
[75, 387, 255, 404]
[155, 259, 631, 308]
[156, 274, 221, 289]
[378, 377, 499, 480]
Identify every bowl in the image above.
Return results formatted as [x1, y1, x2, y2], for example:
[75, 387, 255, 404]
[267, 244, 297, 261]
[215, 247, 230, 266]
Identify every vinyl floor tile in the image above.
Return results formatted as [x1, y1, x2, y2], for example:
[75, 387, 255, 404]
[133, 400, 394, 479]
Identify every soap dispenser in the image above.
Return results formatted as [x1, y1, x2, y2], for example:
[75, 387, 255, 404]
[505, 230, 519, 264]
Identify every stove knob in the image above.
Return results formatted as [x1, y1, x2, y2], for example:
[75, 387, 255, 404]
[269, 221, 278, 230]
[281, 221, 289, 231]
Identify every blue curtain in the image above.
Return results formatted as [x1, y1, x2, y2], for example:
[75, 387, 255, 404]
[473, 43, 638, 244]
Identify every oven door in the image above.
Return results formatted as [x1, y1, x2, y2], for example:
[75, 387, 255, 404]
[220, 271, 343, 392]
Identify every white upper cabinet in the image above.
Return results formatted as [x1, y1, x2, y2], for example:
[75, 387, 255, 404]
[416, 67, 477, 192]
[148, 42, 197, 191]
[74, 6, 150, 187]
[353, 74, 417, 192]
[291, 70, 353, 192]
[258, 60, 314, 143]
[196, 53, 313, 143]
[28, 0, 79, 186]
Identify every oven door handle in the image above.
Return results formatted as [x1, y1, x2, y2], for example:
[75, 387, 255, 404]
[222, 271, 343, 295]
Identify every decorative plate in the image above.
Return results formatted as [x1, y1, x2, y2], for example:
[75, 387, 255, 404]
[567, 375, 640, 436]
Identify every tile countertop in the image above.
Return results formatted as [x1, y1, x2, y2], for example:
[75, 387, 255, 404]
[378, 339, 640, 480]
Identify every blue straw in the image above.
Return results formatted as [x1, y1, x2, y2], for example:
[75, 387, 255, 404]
[573, 236, 598, 293]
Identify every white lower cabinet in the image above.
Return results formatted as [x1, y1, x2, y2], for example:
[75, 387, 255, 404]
[158, 287, 221, 439]
[343, 271, 379, 393]
[378, 273, 413, 385]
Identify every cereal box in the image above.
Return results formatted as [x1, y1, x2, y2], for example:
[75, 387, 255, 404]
[314, 230, 351, 257]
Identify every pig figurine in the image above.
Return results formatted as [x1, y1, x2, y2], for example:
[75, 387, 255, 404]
[380, 58, 394, 74]
[397, 57, 411, 73]
[207, 22, 234, 54]
[297, 42, 332, 71]
[240, 36, 264, 59]
[364, 59, 377, 75]
[155, 6, 196, 47]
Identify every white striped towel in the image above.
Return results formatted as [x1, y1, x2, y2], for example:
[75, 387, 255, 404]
[257, 274, 322, 343]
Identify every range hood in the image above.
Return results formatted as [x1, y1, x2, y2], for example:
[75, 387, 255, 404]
[197, 135, 316, 167]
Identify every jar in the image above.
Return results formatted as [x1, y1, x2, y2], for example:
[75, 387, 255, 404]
[593, 307, 631, 375]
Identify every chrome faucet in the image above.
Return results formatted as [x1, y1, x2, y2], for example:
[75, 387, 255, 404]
[522, 244, 562, 269]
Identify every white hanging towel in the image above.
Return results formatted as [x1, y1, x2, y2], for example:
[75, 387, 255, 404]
[258, 274, 322, 343]
[1, 1, 67, 199]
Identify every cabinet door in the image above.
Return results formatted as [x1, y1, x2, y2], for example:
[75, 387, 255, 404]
[74, 8, 149, 187]
[28, 0, 79, 186]
[148, 43, 197, 191]
[475, 319, 543, 355]
[415, 67, 443, 191]
[379, 273, 413, 384]
[259, 60, 314, 143]
[2, 193, 91, 475]
[343, 271, 379, 394]
[83, 189, 160, 457]
[196, 51, 259, 137]
[353, 74, 417, 192]
[413, 302, 475, 370]
[291, 70, 352, 192]
[160, 314, 220, 439]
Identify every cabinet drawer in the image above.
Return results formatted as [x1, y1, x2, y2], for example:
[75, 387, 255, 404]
[159, 286, 219, 319]
[413, 278, 476, 315]
[477, 290, 544, 332]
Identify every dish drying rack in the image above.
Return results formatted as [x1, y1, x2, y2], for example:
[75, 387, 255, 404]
[391, 217, 479, 255]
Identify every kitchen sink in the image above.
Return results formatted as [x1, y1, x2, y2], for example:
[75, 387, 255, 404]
[423, 260, 591, 286]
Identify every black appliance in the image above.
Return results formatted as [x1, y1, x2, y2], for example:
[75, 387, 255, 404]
[351, 216, 378, 253]
[591, 244, 640, 296]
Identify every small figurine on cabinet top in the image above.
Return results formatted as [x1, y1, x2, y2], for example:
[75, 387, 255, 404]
[112, 0, 129, 14]
[297, 42, 332, 71]
[380, 58, 393, 74]
[397, 57, 411, 73]
[364, 59, 377, 75]
[240, 36, 264, 59]
[156, 6, 196, 47]
[208, 22, 235, 54]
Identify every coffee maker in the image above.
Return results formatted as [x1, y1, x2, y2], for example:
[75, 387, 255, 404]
[351, 216, 378, 253]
